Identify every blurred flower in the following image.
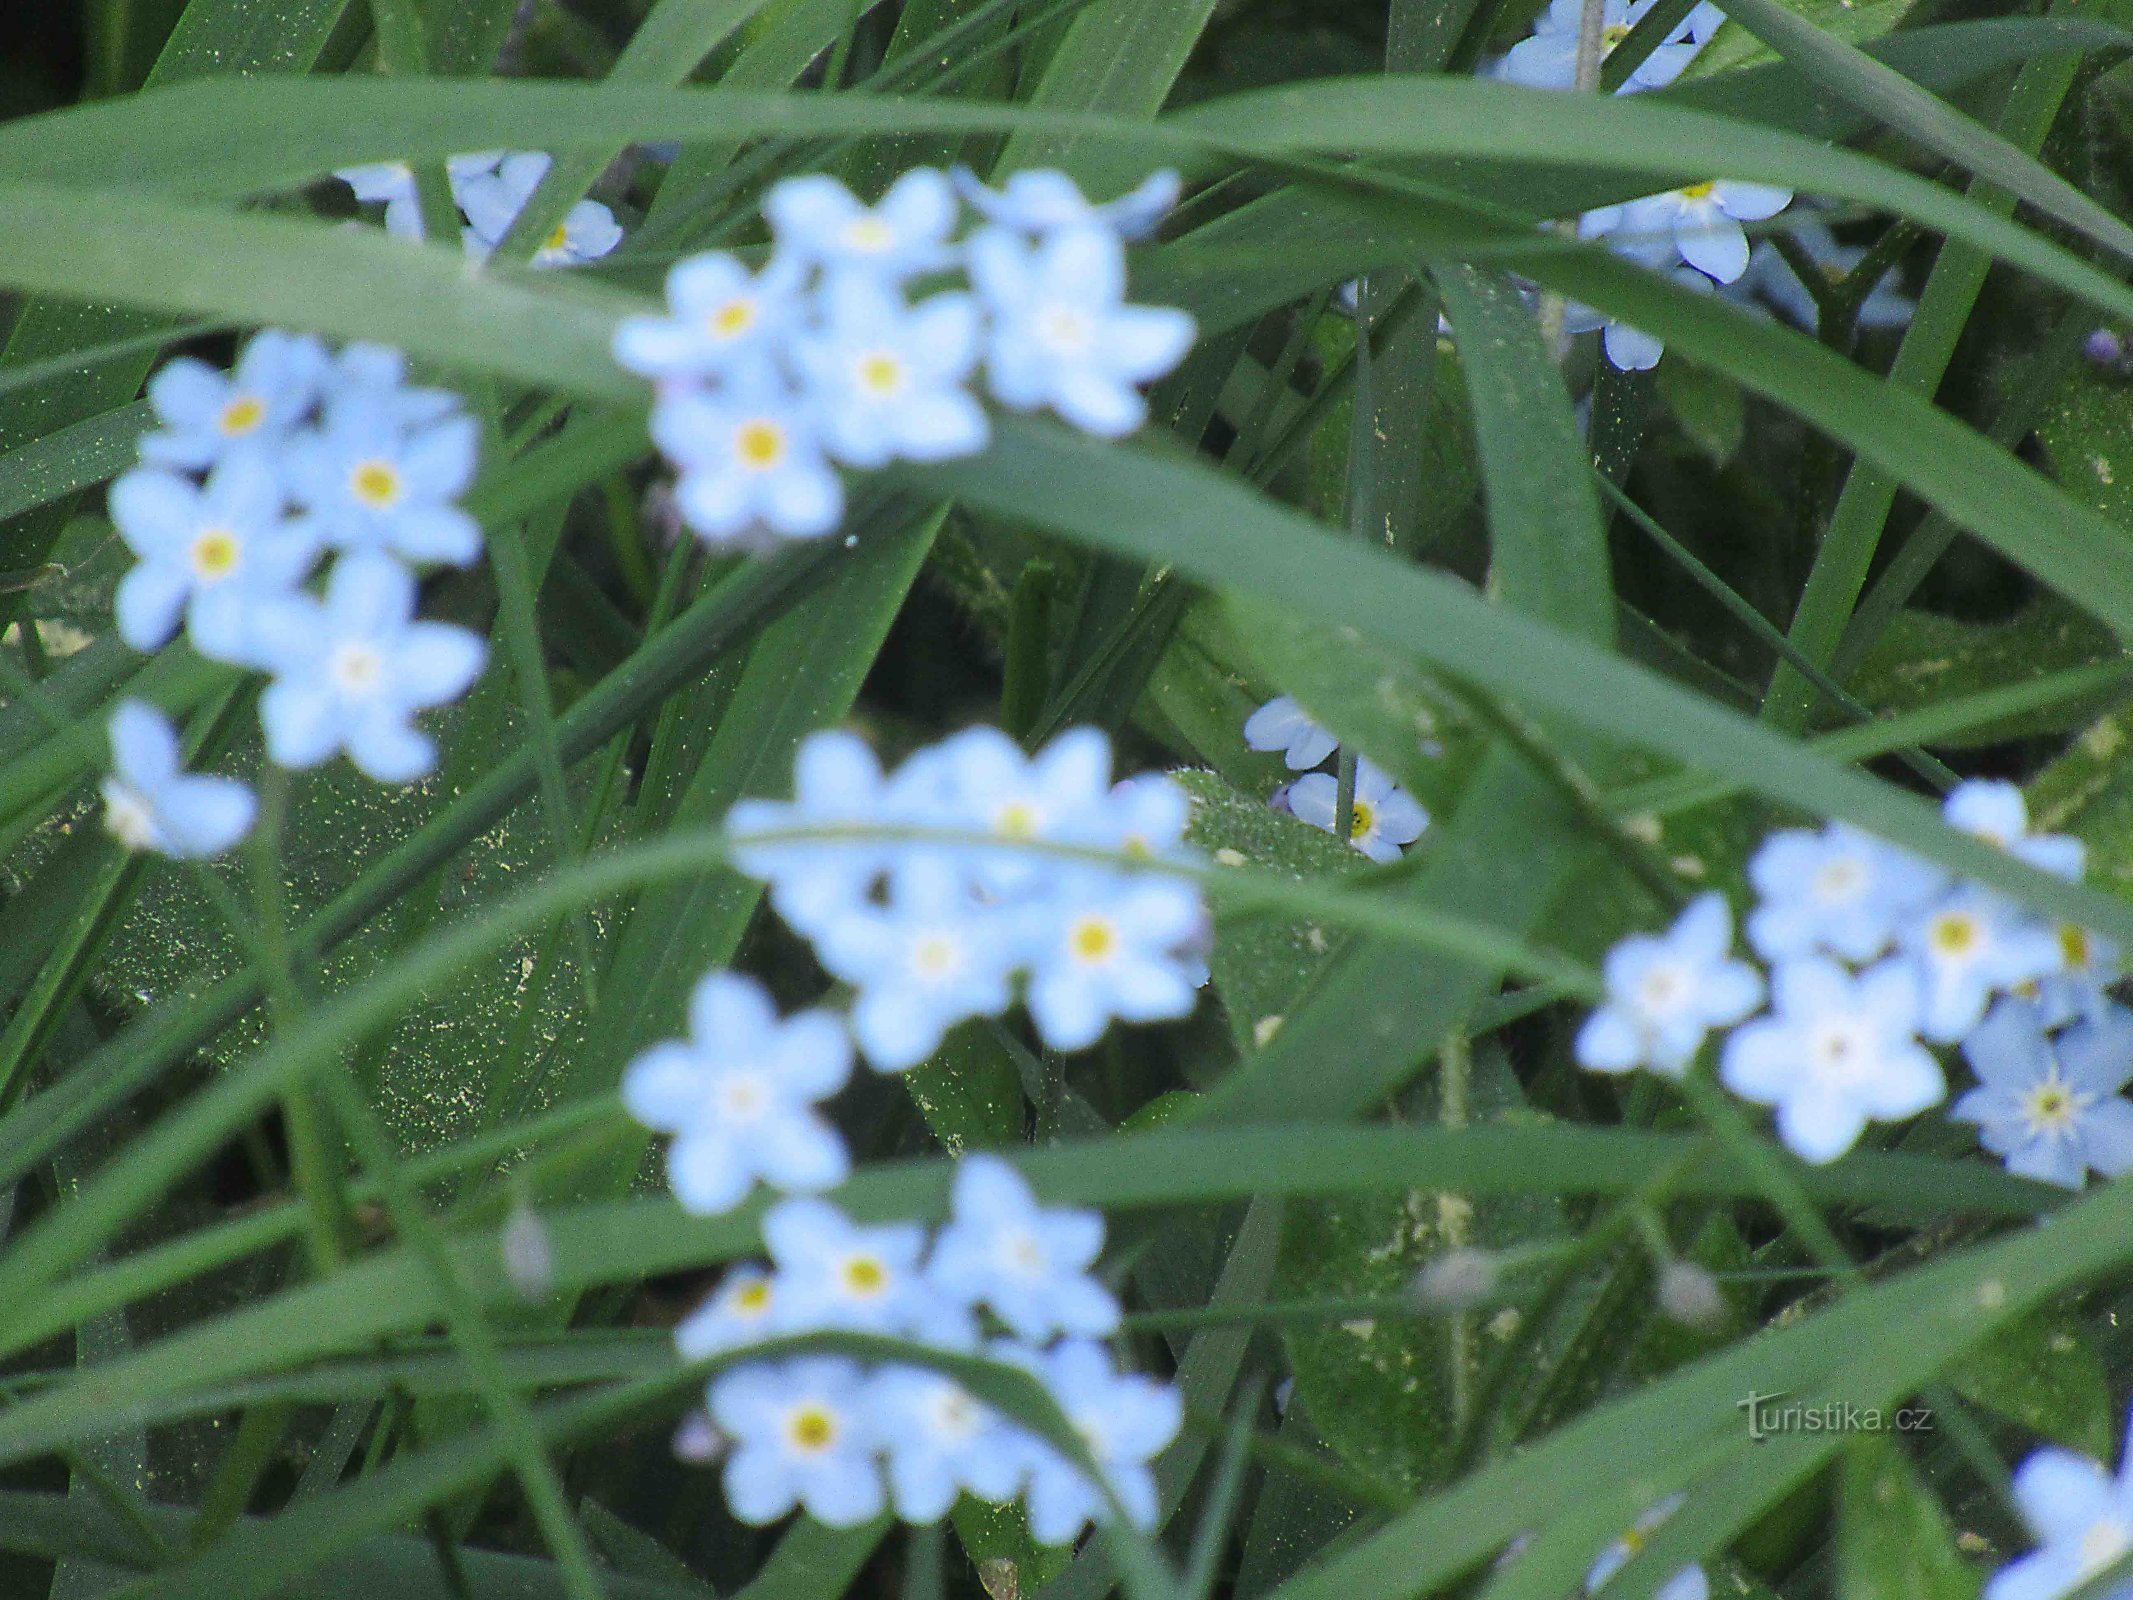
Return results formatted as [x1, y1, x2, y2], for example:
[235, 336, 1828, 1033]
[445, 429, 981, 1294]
[1901, 886, 2063, 1045]
[928, 1154, 1119, 1343]
[793, 275, 988, 467]
[287, 396, 482, 567]
[1015, 1340, 1181, 1545]
[1985, 1410, 2133, 1600]
[138, 329, 327, 472]
[100, 700, 256, 859]
[457, 151, 621, 265]
[766, 169, 959, 282]
[953, 166, 1182, 241]
[1577, 893, 1763, 1077]
[763, 1197, 937, 1339]
[1746, 821, 1947, 964]
[709, 1357, 886, 1526]
[1244, 695, 1338, 770]
[869, 1364, 1030, 1522]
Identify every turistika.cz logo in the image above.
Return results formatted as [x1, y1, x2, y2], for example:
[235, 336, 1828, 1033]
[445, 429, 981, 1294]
[1736, 1390, 1936, 1442]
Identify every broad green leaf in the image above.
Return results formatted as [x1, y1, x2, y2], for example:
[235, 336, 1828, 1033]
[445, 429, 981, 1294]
[1950, 1311, 2115, 1458]
[1836, 1437, 1978, 1600]
[1845, 600, 2120, 748]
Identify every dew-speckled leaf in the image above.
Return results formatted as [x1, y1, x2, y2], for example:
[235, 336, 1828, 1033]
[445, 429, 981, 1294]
[1948, 1310, 2113, 1458]
[1846, 599, 2119, 748]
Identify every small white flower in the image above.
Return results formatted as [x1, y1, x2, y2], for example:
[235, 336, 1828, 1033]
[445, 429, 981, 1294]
[967, 225, 1195, 437]
[109, 455, 320, 663]
[708, 1357, 886, 1527]
[1720, 956, 1944, 1163]
[253, 554, 487, 783]
[138, 329, 327, 472]
[1243, 695, 1337, 771]
[613, 251, 804, 384]
[1901, 886, 2063, 1045]
[1015, 1340, 1180, 1546]
[1584, 1495, 1708, 1600]
[1985, 1412, 2133, 1600]
[1617, 181, 1795, 285]
[287, 396, 482, 567]
[794, 275, 988, 467]
[1954, 997, 2133, 1188]
[100, 700, 256, 859]
[761, 1196, 938, 1338]
[765, 169, 958, 281]
[621, 971, 852, 1215]
[1023, 876, 1205, 1051]
[868, 1363, 1031, 1523]
[928, 1154, 1119, 1343]
[1287, 759, 1428, 863]
[951, 166, 1181, 241]
[1745, 821, 1947, 964]
[813, 861, 1019, 1071]
[1576, 893, 1764, 1077]
[457, 152, 622, 266]
[651, 374, 844, 544]
[1943, 779, 2087, 881]
[675, 1268, 783, 1361]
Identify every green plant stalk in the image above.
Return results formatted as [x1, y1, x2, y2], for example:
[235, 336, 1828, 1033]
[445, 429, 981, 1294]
[1759, 47, 2081, 732]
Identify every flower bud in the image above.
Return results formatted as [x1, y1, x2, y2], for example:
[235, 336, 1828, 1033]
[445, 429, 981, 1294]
[1656, 1259, 1726, 1330]
[1413, 1248, 1499, 1313]
[500, 1201, 555, 1300]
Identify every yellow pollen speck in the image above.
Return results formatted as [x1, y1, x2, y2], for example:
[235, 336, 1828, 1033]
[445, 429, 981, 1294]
[735, 420, 786, 469]
[1348, 799, 1376, 841]
[351, 459, 401, 508]
[190, 529, 240, 579]
[219, 395, 266, 436]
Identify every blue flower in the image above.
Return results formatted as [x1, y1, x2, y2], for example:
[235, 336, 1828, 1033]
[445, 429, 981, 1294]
[1583, 1494, 1708, 1600]
[867, 1363, 1031, 1523]
[1720, 956, 1943, 1163]
[322, 343, 464, 430]
[1985, 1410, 2133, 1600]
[951, 167, 1181, 241]
[927, 1154, 1119, 1343]
[764, 169, 958, 282]
[930, 724, 1116, 896]
[967, 224, 1196, 437]
[622, 971, 853, 1215]
[108, 455, 320, 663]
[1021, 876, 1206, 1050]
[1288, 759, 1429, 863]
[1014, 1340, 1180, 1546]
[675, 1268, 783, 1361]
[1733, 217, 1915, 331]
[1955, 997, 2133, 1188]
[253, 554, 487, 783]
[1615, 181, 1793, 285]
[729, 730, 901, 940]
[287, 395, 482, 567]
[708, 1357, 886, 1527]
[1243, 695, 1337, 770]
[1577, 893, 1764, 1077]
[335, 152, 504, 242]
[138, 329, 327, 472]
[649, 373, 844, 544]
[1900, 886, 2062, 1045]
[762, 1197, 941, 1339]
[101, 700, 256, 860]
[1745, 821, 1947, 964]
[613, 252, 805, 385]
[1944, 779, 2087, 881]
[1494, 0, 1723, 94]
[794, 275, 988, 467]
[457, 152, 623, 266]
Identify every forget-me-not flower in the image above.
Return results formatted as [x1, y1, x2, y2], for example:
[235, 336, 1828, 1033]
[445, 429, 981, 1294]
[766, 169, 958, 281]
[101, 701, 257, 860]
[1243, 695, 1338, 770]
[650, 374, 844, 544]
[929, 1154, 1119, 1343]
[1733, 218, 1916, 331]
[612, 252, 804, 384]
[109, 455, 320, 663]
[729, 729, 900, 939]
[1495, 0, 1725, 93]
[1944, 779, 2088, 881]
[1022, 876, 1206, 1050]
[794, 275, 988, 467]
[621, 971, 853, 1215]
[335, 151, 503, 241]
[287, 398, 482, 566]
[1617, 181, 1794, 285]
[1955, 997, 2133, 1188]
[708, 1356, 886, 1526]
[138, 329, 327, 472]
[1984, 1409, 2133, 1600]
[1901, 885, 2063, 1045]
[968, 224, 1196, 438]
[457, 151, 623, 266]
[1745, 821, 1947, 964]
[1577, 893, 1764, 1077]
[952, 166, 1182, 241]
[762, 1197, 939, 1339]
[1720, 956, 1944, 1163]
[675, 1267, 783, 1360]
[1016, 1340, 1181, 1545]
[1287, 759, 1428, 863]
[868, 1363, 1031, 1523]
[1583, 1494, 1709, 1600]
[253, 554, 487, 783]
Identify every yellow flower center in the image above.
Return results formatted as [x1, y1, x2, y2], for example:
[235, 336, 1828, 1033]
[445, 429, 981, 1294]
[1348, 799, 1376, 840]
[1601, 22, 1632, 49]
[2060, 923, 2092, 967]
[1071, 917, 1118, 963]
[844, 217, 894, 252]
[1929, 914, 1978, 956]
[734, 1279, 772, 1314]
[787, 1405, 838, 1453]
[190, 528, 240, 580]
[841, 1255, 888, 1296]
[351, 459, 402, 509]
[709, 299, 756, 338]
[1638, 965, 1685, 1011]
[1038, 306, 1093, 351]
[1679, 181, 1717, 200]
[857, 353, 903, 395]
[544, 223, 569, 252]
[914, 934, 960, 977]
[735, 420, 786, 470]
[997, 801, 1039, 839]
[331, 643, 384, 694]
[218, 395, 266, 436]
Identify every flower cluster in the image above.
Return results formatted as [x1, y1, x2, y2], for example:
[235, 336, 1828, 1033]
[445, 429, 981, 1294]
[336, 151, 622, 266]
[1576, 780, 2133, 1177]
[619, 964, 1180, 1539]
[1243, 695, 1429, 863]
[100, 332, 489, 856]
[727, 724, 1210, 1069]
[613, 166, 1194, 547]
